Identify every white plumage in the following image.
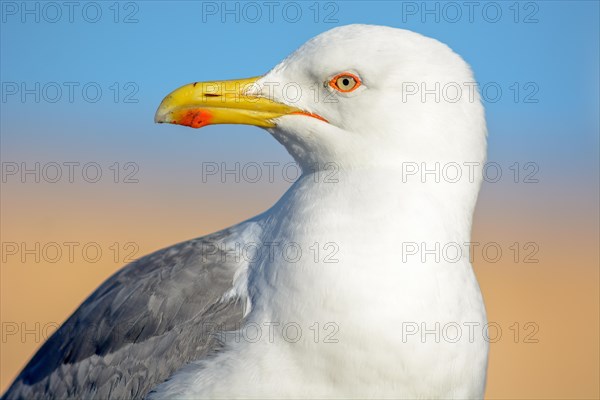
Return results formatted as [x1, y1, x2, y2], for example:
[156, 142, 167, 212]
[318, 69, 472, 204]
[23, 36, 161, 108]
[4, 24, 488, 400]
[149, 24, 489, 399]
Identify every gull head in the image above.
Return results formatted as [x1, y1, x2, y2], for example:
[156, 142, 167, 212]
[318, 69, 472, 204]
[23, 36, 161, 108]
[155, 24, 487, 171]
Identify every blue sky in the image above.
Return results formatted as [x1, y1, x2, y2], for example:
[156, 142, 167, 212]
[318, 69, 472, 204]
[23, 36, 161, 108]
[1, 0, 598, 188]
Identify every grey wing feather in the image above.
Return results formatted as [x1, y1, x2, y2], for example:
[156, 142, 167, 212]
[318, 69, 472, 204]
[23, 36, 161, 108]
[2, 221, 259, 400]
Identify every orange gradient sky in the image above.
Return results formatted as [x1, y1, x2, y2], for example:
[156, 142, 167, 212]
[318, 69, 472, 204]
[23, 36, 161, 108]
[1, 168, 599, 398]
[1, 1, 599, 397]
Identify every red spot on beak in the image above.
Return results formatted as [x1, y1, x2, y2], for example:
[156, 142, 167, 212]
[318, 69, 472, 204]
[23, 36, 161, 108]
[177, 109, 213, 128]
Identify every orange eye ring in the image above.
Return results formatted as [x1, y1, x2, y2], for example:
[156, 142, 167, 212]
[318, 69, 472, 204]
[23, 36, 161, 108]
[328, 72, 361, 93]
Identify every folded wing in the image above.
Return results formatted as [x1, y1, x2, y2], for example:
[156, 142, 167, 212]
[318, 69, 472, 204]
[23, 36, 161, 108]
[3, 221, 260, 400]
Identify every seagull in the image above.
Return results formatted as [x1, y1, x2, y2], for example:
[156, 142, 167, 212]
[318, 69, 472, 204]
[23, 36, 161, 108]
[3, 24, 489, 399]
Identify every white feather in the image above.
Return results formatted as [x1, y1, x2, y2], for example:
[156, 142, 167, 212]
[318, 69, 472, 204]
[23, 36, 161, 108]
[149, 24, 488, 399]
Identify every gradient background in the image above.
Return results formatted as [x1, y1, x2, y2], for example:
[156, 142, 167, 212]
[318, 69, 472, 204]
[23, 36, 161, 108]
[1, 1, 598, 398]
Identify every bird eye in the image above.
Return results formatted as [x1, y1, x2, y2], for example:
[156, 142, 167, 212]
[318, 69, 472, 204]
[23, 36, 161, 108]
[329, 73, 361, 93]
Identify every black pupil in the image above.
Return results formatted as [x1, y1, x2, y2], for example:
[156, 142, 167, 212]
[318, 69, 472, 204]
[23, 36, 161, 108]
[342, 78, 350, 86]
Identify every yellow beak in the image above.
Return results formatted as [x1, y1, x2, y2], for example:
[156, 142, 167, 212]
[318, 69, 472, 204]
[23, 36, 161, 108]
[155, 76, 326, 129]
